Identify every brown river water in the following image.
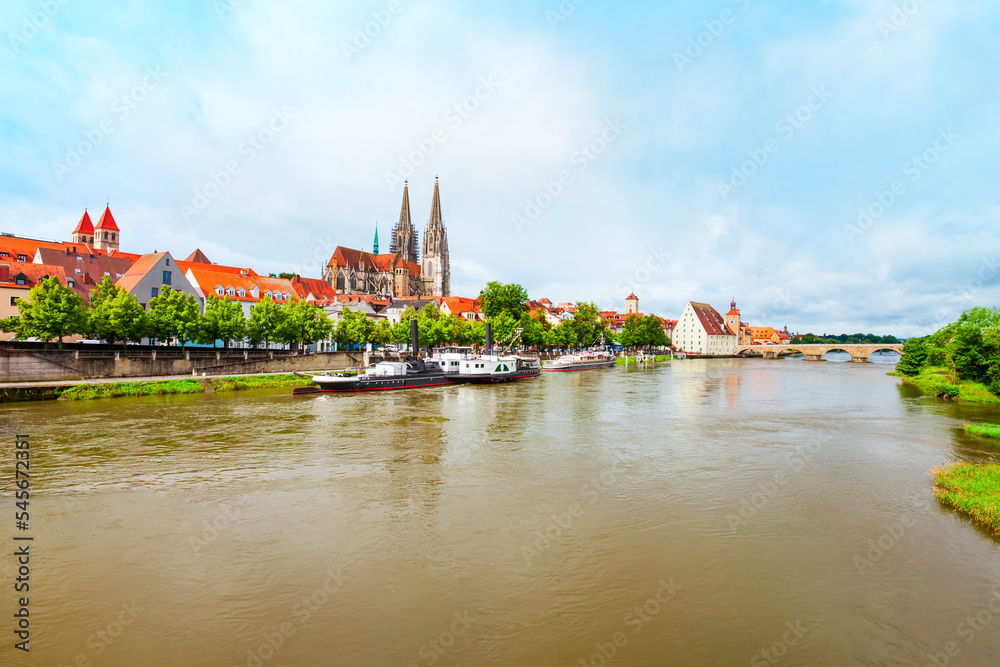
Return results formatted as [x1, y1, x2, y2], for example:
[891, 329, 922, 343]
[2, 355, 1000, 666]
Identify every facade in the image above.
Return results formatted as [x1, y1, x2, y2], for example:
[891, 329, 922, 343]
[440, 296, 480, 321]
[116, 252, 202, 309]
[322, 180, 451, 299]
[672, 301, 737, 355]
[626, 293, 639, 315]
[382, 297, 441, 324]
[182, 262, 295, 317]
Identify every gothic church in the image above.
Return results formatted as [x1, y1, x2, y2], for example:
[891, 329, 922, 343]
[322, 179, 451, 299]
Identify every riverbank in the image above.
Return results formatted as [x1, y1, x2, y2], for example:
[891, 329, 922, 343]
[616, 355, 671, 365]
[966, 423, 1000, 439]
[889, 367, 1000, 404]
[0, 373, 314, 403]
[935, 463, 1000, 537]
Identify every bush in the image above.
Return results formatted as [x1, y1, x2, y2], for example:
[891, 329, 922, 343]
[896, 337, 928, 376]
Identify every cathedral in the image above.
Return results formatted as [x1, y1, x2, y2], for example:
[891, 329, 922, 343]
[322, 179, 451, 299]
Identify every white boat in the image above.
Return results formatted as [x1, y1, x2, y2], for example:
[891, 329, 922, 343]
[542, 349, 616, 372]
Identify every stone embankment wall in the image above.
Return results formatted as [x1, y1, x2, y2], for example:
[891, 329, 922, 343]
[0, 348, 375, 383]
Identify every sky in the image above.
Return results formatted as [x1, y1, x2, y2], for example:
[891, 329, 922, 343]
[0, 0, 997, 336]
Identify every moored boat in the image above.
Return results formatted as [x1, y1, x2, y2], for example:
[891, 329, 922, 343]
[541, 349, 616, 372]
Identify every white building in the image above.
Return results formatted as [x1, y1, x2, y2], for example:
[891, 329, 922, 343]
[672, 301, 737, 355]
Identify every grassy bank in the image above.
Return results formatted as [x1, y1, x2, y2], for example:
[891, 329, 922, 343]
[616, 355, 672, 365]
[889, 367, 1000, 404]
[935, 463, 1000, 537]
[965, 423, 1000, 439]
[57, 374, 314, 401]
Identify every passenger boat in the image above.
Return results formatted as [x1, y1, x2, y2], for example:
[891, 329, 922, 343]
[429, 342, 541, 385]
[541, 349, 616, 372]
[291, 359, 460, 394]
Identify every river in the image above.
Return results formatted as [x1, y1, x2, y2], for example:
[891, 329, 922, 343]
[2, 355, 999, 666]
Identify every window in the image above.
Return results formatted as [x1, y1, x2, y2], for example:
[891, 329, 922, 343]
[227, 287, 236, 297]
[215, 286, 224, 296]
[238, 288, 246, 297]
[75, 268, 81, 274]
[163, 271, 172, 285]
[112, 233, 116, 241]
[68, 280, 75, 288]
[0, 252, 7, 258]
[116, 273, 122, 278]
[17, 254, 26, 262]
[165, 257, 169, 266]
[76, 256, 84, 262]
[10, 296, 17, 306]
[151, 287, 159, 298]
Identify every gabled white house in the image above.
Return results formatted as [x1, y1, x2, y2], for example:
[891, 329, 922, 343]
[672, 301, 737, 355]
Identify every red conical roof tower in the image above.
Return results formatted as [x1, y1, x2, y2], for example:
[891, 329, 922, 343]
[93, 205, 120, 252]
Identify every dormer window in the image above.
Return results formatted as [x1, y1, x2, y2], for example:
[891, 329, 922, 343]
[227, 287, 236, 297]
[17, 255, 26, 262]
[76, 256, 83, 262]
[238, 288, 246, 298]
[215, 285, 224, 297]
[75, 268, 81, 274]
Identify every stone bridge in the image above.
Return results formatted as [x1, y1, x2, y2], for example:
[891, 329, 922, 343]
[735, 343, 903, 363]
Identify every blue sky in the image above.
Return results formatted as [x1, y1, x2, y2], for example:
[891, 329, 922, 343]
[1, 0, 997, 335]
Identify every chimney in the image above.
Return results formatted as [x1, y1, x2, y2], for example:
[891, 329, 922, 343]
[410, 318, 420, 359]
[485, 321, 493, 352]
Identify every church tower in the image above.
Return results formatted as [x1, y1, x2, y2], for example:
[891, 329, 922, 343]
[626, 293, 639, 315]
[93, 205, 120, 253]
[389, 181, 419, 264]
[71, 209, 94, 245]
[422, 177, 450, 297]
[373, 222, 379, 255]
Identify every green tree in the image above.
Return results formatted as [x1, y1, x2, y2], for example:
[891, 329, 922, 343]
[6, 276, 86, 348]
[335, 308, 374, 348]
[371, 319, 394, 348]
[478, 282, 528, 320]
[619, 314, 647, 349]
[644, 314, 669, 347]
[278, 299, 331, 351]
[199, 295, 245, 349]
[391, 307, 420, 346]
[932, 307, 1000, 389]
[246, 295, 286, 349]
[895, 337, 928, 377]
[90, 288, 147, 345]
[147, 287, 202, 347]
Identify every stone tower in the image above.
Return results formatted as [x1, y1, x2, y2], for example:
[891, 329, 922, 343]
[725, 297, 741, 337]
[626, 293, 639, 315]
[71, 209, 94, 245]
[389, 181, 419, 265]
[93, 205, 120, 253]
[422, 177, 450, 297]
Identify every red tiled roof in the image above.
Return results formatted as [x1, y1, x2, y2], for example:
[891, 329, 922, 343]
[95, 206, 119, 231]
[441, 296, 479, 315]
[185, 249, 212, 264]
[690, 302, 732, 337]
[184, 264, 295, 304]
[291, 276, 338, 301]
[0, 261, 69, 291]
[35, 247, 136, 303]
[626, 293, 638, 300]
[72, 211, 94, 235]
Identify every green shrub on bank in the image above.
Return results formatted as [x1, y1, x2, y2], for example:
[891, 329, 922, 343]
[59, 379, 205, 401]
[965, 423, 1000, 439]
[935, 463, 1000, 537]
[892, 367, 1000, 404]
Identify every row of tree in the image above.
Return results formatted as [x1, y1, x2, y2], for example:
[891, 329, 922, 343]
[0, 276, 331, 350]
[896, 307, 1000, 395]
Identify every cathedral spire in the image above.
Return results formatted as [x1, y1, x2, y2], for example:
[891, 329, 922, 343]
[373, 222, 379, 255]
[398, 180, 412, 231]
[390, 180, 418, 263]
[428, 176, 444, 231]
